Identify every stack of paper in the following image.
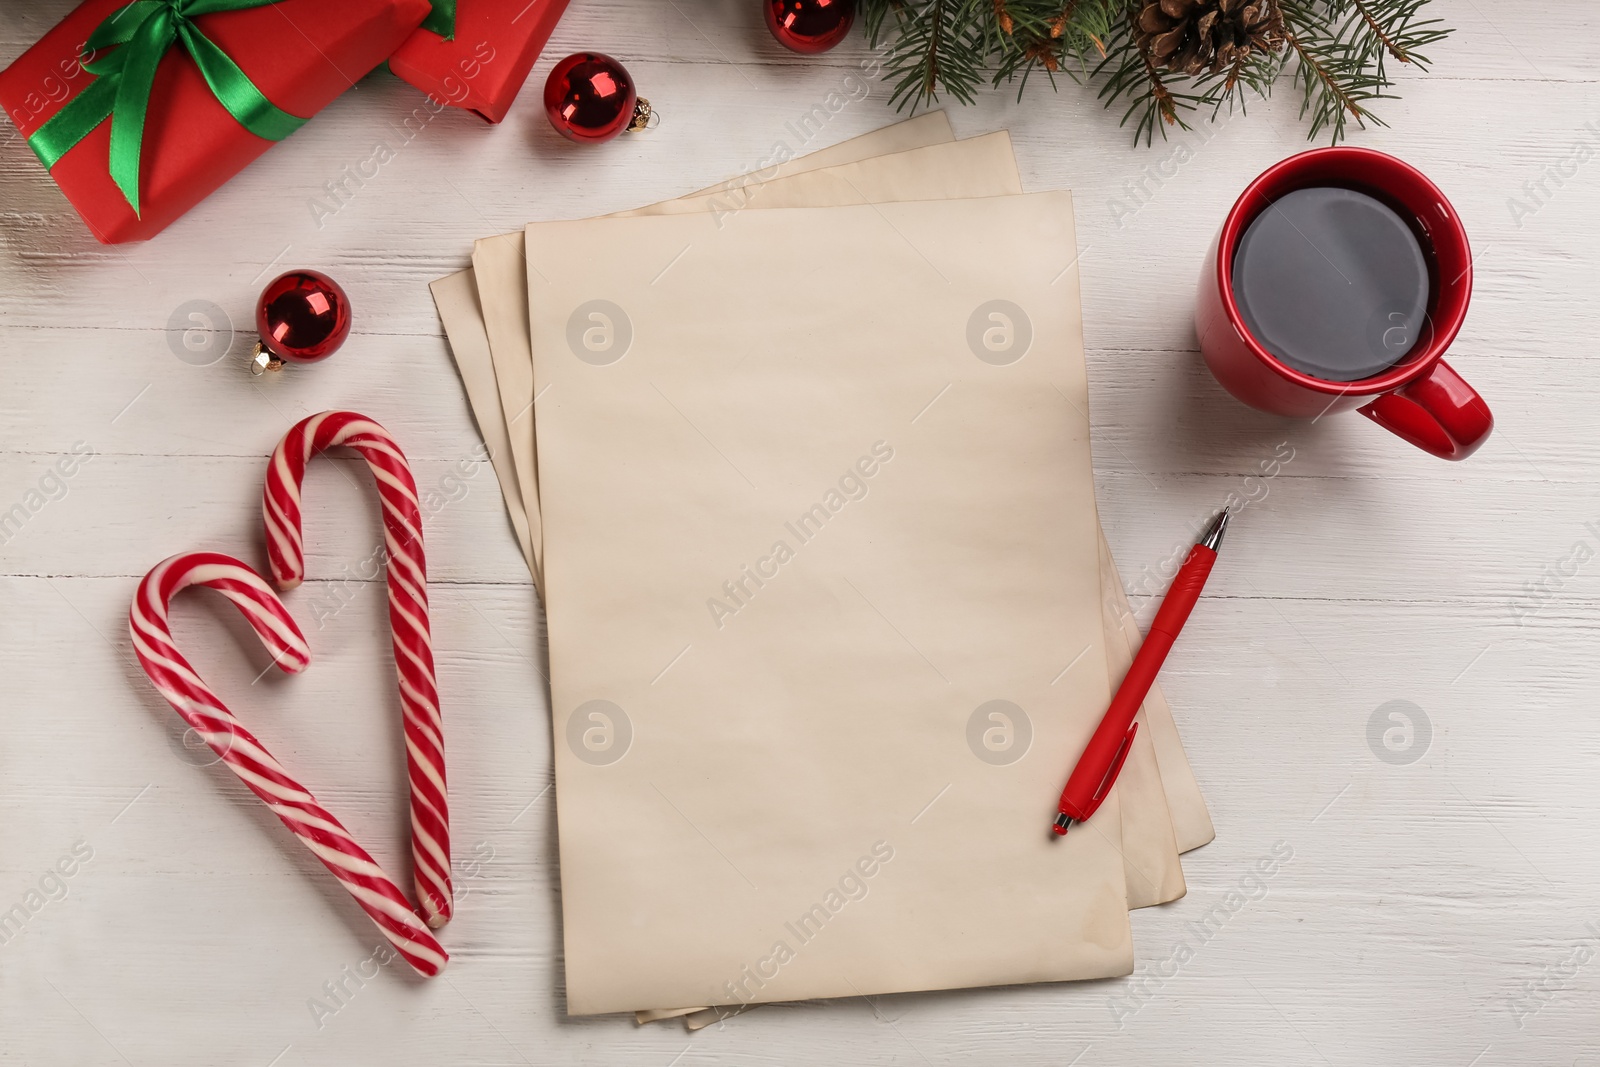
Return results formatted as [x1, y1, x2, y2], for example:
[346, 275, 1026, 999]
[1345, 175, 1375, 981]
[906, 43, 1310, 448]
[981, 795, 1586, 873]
[431, 114, 1213, 1025]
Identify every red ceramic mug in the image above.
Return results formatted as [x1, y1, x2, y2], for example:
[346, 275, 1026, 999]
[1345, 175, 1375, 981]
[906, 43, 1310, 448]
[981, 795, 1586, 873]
[1195, 147, 1493, 460]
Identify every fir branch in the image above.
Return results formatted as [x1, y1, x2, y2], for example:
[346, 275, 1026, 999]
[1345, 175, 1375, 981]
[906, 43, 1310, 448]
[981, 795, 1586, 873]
[1351, 0, 1409, 61]
[861, 0, 990, 111]
[1196, 47, 1285, 123]
[1340, 0, 1452, 81]
[855, 0, 1452, 145]
[1280, 1, 1390, 142]
[992, 0, 1113, 92]
[1093, 10, 1198, 145]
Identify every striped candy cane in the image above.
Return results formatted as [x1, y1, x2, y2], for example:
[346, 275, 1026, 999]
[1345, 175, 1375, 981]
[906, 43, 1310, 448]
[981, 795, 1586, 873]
[262, 411, 451, 929]
[129, 552, 447, 977]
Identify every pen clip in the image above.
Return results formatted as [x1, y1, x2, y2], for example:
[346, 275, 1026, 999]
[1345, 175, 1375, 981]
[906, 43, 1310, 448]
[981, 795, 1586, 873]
[1080, 721, 1138, 822]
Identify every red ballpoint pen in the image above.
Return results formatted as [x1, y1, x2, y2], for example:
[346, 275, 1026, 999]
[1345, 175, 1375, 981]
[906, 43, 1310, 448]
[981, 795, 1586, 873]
[1052, 508, 1230, 836]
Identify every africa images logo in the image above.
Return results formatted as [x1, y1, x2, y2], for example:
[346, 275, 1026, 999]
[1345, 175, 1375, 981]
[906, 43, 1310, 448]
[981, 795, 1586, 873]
[966, 300, 1032, 366]
[567, 700, 632, 766]
[1366, 699, 1431, 766]
[967, 700, 1032, 766]
[567, 300, 633, 366]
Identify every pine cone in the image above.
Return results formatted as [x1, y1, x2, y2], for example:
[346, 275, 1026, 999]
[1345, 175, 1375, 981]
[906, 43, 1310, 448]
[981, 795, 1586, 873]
[1134, 0, 1285, 77]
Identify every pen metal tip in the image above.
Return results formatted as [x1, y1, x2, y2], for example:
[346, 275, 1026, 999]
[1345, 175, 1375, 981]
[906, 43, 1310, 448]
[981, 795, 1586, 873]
[1052, 813, 1072, 836]
[1199, 508, 1230, 553]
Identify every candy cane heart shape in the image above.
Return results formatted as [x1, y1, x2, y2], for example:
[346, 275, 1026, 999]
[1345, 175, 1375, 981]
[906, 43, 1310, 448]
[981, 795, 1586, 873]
[129, 553, 447, 977]
[263, 411, 451, 929]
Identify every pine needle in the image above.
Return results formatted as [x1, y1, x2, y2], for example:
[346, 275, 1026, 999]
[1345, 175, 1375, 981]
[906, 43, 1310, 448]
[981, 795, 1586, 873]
[855, 0, 1452, 144]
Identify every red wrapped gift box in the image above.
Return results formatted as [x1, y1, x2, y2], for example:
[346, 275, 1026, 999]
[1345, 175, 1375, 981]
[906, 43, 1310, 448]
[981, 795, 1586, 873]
[388, 0, 570, 124]
[0, 0, 431, 243]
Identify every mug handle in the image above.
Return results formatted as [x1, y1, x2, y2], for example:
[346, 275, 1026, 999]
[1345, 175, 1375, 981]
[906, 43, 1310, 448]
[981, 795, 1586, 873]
[1357, 359, 1493, 461]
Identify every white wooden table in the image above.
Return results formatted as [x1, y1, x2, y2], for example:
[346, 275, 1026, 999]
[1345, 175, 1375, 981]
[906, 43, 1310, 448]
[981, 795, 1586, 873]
[3, 2, 1597, 1063]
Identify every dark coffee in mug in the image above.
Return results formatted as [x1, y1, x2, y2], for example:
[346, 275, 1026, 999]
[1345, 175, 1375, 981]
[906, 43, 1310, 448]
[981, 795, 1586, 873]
[1230, 186, 1430, 382]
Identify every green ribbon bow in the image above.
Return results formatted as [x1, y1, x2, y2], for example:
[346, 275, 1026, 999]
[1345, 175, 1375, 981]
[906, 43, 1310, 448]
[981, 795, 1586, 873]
[421, 0, 456, 39]
[28, 0, 309, 216]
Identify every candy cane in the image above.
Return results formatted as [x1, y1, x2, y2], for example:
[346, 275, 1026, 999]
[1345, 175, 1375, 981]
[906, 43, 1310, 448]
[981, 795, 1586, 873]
[129, 552, 447, 977]
[262, 411, 452, 929]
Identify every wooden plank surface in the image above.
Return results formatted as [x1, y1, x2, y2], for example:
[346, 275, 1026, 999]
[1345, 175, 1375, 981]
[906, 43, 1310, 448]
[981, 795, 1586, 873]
[2, 1, 1598, 1063]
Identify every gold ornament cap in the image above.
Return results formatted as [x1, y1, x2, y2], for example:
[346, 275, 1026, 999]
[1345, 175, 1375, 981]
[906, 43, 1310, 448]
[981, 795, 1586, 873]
[249, 341, 284, 376]
[627, 97, 659, 133]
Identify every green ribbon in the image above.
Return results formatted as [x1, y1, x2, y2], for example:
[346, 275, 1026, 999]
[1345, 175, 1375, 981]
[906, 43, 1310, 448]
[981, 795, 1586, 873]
[421, 0, 456, 39]
[27, 0, 308, 216]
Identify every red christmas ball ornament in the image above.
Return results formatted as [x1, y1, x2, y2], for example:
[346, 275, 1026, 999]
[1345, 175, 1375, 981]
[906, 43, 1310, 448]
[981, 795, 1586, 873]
[765, 0, 856, 53]
[544, 53, 655, 144]
[251, 270, 351, 375]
